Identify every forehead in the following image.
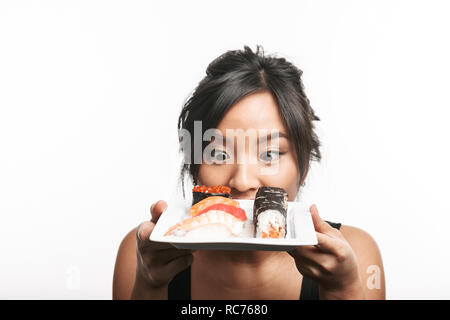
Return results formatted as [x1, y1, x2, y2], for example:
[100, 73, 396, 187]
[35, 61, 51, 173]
[216, 91, 287, 133]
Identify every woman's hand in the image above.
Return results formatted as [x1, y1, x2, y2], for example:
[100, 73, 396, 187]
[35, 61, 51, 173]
[131, 200, 195, 299]
[288, 205, 365, 300]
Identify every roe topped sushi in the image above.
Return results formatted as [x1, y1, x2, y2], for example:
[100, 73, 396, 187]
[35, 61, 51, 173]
[192, 185, 231, 205]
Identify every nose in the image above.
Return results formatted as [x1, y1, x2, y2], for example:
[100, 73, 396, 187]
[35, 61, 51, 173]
[228, 163, 260, 199]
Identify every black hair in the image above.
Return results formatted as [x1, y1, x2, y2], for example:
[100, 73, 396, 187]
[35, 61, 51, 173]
[177, 45, 321, 198]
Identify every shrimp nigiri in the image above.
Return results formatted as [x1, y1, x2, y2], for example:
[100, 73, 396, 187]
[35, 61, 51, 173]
[164, 209, 245, 238]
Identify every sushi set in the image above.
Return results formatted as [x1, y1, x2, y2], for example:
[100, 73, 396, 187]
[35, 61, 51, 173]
[149, 186, 318, 251]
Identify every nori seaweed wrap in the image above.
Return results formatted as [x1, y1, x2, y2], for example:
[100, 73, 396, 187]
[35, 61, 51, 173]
[253, 186, 288, 238]
[192, 185, 231, 205]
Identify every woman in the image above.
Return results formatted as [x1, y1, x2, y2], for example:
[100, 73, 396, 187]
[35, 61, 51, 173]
[112, 45, 386, 300]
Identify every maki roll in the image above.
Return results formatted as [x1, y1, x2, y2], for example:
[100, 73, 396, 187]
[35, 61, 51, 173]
[253, 186, 288, 239]
[192, 185, 231, 206]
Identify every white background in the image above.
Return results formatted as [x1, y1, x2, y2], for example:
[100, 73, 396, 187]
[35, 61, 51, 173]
[1, 0, 449, 299]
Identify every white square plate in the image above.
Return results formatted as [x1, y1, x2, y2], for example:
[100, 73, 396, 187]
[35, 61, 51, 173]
[149, 199, 318, 251]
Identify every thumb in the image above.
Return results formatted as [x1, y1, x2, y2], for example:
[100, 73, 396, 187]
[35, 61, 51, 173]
[150, 200, 168, 224]
[315, 232, 340, 255]
[310, 204, 334, 234]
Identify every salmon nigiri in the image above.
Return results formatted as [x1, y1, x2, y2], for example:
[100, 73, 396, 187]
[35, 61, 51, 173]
[189, 196, 240, 217]
[164, 196, 247, 238]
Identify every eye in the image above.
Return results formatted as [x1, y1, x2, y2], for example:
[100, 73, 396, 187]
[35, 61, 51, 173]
[259, 150, 283, 164]
[211, 149, 230, 163]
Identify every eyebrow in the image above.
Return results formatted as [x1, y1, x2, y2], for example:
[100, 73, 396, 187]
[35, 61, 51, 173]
[211, 131, 290, 145]
[258, 131, 289, 143]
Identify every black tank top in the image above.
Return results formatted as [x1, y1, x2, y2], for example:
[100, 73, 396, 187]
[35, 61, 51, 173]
[168, 220, 342, 300]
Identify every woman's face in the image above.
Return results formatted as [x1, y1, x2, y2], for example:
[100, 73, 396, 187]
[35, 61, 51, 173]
[198, 91, 301, 201]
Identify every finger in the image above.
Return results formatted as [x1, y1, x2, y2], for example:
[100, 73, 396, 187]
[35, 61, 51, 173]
[289, 245, 327, 267]
[290, 245, 334, 266]
[150, 200, 168, 224]
[310, 204, 336, 235]
[315, 232, 341, 255]
[288, 249, 323, 279]
[136, 221, 154, 244]
[141, 248, 194, 267]
[161, 249, 196, 264]
[165, 254, 194, 279]
[288, 244, 321, 259]
[136, 221, 172, 250]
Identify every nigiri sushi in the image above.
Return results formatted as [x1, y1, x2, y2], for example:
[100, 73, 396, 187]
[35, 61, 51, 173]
[253, 186, 288, 239]
[189, 195, 239, 217]
[164, 196, 247, 239]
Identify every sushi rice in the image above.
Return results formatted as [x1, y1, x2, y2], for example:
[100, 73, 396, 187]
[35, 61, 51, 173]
[255, 209, 286, 239]
[165, 210, 245, 239]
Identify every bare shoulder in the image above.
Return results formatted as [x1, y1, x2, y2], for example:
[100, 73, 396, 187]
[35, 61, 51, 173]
[339, 224, 386, 299]
[339, 224, 383, 265]
[120, 227, 138, 250]
[340, 225, 380, 254]
[112, 227, 138, 300]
